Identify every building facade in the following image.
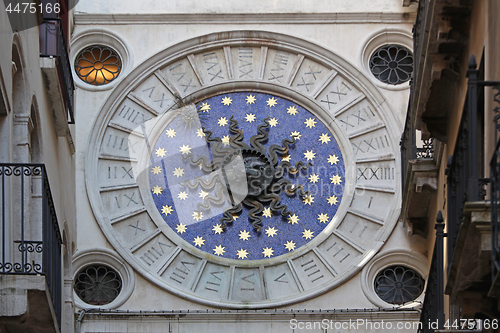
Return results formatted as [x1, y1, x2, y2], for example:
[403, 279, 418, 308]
[2, 0, 474, 332]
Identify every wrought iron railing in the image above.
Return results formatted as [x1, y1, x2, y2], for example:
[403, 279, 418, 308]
[0, 164, 62, 328]
[418, 212, 445, 333]
[39, 18, 75, 124]
[489, 85, 500, 281]
[446, 56, 489, 270]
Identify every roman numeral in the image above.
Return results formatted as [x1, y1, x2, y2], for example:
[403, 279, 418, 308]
[203, 52, 224, 81]
[170, 261, 195, 284]
[139, 241, 172, 266]
[204, 271, 223, 292]
[240, 273, 255, 291]
[238, 48, 253, 78]
[301, 259, 323, 283]
[357, 167, 394, 180]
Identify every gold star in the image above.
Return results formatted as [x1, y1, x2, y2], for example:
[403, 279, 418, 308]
[161, 205, 173, 216]
[302, 194, 314, 205]
[245, 113, 256, 123]
[151, 166, 162, 175]
[304, 150, 316, 161]
[152, 185, 162, 195]
[327, 195, 339, 205]
[269, 118, 278, 127]
[213, 245, 226, 256]
[281, 154, 291, 162]
[291, 131, 301, 140]
[239, 230, 251, 241]
[232, 214, 239, 221]
[212, 224, 223, 235]
[266, 97, 278, 107]
[237, 248, 249, 259]
[246, 95, 256, 104]
[155, 147, 167, 157]
[179, 144, 191, 155]
[176, 223, 187, 234]
[221, 96, 232, 106]
[262, 207, 272, 218]
[262, 247, 274, 258]
[287, 106, 298, 115]
[302, 229, 314, 240]
[319, 133, 331, 144]
[196, 128, 205, 138]
[173, 167, 184, 178]
[218, 117, 228, 126]
[304, 118, 317, 128]
[265, 227, 278, 237]
[165, 128, 176, 138]
[221, 135, 230, 146]
[177, 191, 188, 200]
[199, 190, 209, 199]
[327, 154, 339, 165]
[330, 174, 342, 185]
[199, 102, 211, 112]
[309, 174, 319, 183]
[192, 211, 203, 221]
[318, 213, 329, 223]
[288, 214, 299, 225]
[193, 236, 205, 247]
[284, 240, 296, 251]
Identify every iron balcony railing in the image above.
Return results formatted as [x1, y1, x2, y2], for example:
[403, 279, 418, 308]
[418, 212, 446, 333]
[39, 18, 75, 124]
[446, 56, 490, 271]
[0, 164, 62, 329]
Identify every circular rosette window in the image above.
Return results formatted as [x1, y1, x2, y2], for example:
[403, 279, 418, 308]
[148, 92, 345, 260]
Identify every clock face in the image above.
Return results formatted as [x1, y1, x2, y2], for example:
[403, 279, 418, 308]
[85, 32, 401, 308]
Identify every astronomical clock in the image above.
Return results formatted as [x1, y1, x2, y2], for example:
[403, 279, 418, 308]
[85, 31, 401, 308]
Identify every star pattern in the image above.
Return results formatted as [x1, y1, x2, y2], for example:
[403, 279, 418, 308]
[266, 97, 278, 107]
[288, 214, 299, 225]
[319, 133, 331, 144]
[304, 150, 316, 161]
[152, 185, 162, 195]
[291, 131, 301, 140]
[179, 144, 191, 155]
[262, 247, 274, 258]
[173, 167, 184, 178]
[155, 147, 167, 157]
[213, 245, 226, 256]
[284, 240, 296, 251]
[193, 236, 205, 247]
[221, 96, 232, 105]
[161, 205, 173, 216]
[212, 224, 223, 235]
[149, 91, 345, 260]
[302, 194, 314, 205]
[265, 227, 278, 237]
[199, 102, 211, 112]
[330, 174, 342, 185]
[287, 106, 298, 115]
[245, 113, 256, 123]
[246, 95, 256, 104]
[237, 248, 249, 259]
[176, 223, 187, 234]
[151, 166, 162, 175]
[327, 195, 339, 206]
[302, 229, 314, 240]
[318, 213, 329, 223]
[166, 128, 176, 137]
[193, 211, 204, 221]
[304, 117, 317, 128]
[309, 174, 319, 183]
[218, 117, 228, 126]
[327, 154, 339, 165]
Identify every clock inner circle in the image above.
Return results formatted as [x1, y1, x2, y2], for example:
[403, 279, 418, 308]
[148, 92, 345, 260]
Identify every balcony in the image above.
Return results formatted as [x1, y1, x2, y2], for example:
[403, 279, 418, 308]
[39, 18, 75, 137]
[0, 164, 62, 332]
[400, 103, 442, 237]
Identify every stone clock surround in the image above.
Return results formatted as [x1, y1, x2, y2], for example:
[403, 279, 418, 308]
[84, 30, 403, 309]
